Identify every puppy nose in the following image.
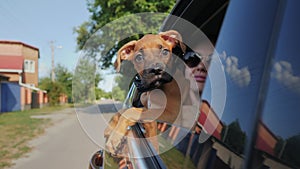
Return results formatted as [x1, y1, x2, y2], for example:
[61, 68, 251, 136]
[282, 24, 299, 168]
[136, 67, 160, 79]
[150, 63, 164, 74]
[152, 63, 164, 70]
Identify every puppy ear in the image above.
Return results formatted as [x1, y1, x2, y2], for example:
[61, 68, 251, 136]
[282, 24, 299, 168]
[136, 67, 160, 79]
[159, 30, 186, 53]
[114, 40, 137, 72]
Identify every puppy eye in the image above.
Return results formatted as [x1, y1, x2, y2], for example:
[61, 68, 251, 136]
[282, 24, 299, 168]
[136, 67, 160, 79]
[135, 54, 144, 63]
[161, 49, 170, 57]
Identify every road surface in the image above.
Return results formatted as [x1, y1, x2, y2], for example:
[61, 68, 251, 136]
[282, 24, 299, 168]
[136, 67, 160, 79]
[10, 101, 121, 169]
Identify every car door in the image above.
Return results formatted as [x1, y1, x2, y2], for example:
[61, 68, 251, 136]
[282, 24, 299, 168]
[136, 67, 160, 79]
[157, 0, 300, 169]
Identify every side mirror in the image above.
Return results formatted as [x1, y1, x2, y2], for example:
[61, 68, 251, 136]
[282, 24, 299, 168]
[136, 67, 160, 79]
[89, 150, 103, 169]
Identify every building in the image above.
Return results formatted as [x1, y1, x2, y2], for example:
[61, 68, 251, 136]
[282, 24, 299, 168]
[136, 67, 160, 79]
[256, 120, 278, 156]
[0, 40, 39, 86]
[0, 40, 48, 112]
[198, 100, 223, 140]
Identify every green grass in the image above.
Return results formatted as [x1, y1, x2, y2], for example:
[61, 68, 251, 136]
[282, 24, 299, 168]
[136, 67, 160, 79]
[104, 151, 120, 169]
[160, 147, 196, 169]
[158, 136, 197, 169]
[0, 105, 71, 169]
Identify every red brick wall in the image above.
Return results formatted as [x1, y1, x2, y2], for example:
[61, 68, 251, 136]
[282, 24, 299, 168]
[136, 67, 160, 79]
[0, 41, 39, 87]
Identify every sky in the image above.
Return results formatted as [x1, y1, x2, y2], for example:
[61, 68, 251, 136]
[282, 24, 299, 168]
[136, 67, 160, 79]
[0, 0, 116, 92]
[0, 0, 89, 77]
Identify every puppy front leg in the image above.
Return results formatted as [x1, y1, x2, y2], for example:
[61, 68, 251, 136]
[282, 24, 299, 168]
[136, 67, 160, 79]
[105, 107, 144, 155]
[143, 121, 159, 153]
[104, 112, 121, 139]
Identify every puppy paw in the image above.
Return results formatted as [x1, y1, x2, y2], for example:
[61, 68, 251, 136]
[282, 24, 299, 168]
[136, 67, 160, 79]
[105, 115, 134, 156]
[105, 127, 131, 157]
[104, 108, 143, 155]
[104, 113, 121, 139]
[105, 132, 124, 155]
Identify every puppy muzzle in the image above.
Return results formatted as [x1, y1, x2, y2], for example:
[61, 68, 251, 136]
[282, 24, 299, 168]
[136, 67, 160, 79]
[134, 68, 173, 92]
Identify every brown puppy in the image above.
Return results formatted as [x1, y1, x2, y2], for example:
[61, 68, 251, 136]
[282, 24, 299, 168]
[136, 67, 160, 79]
[105, 30, 189, 156]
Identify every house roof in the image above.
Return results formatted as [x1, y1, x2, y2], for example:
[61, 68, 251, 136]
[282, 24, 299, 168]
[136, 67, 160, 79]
[0, 56, 23, 72]
[0, 40, 39, 51]
[0, 40, 40, 58]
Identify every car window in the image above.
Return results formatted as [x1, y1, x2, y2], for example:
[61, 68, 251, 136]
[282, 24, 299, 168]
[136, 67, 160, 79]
[157, 0, 286, 169]
[200, 0, 284, 168]
[252, 0, 300, 168]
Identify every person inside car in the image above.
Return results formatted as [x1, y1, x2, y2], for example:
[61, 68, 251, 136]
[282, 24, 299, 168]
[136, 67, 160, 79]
[175, 39, 216, 156]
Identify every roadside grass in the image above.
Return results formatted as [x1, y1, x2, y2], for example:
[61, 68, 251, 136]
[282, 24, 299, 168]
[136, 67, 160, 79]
[160, 147, 196, 169]
[0, 104, 72, 169]
[158, 135, 196, 169]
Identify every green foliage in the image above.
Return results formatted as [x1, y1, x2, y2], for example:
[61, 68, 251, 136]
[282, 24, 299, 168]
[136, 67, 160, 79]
[72, 57, 101, 103]
[111, 86, 125, 101]
[281, 134, 300, 167]
[274, 136, 284, 157]
[48, 82, 65, 106]
[222, 119, 246, 154]
[39, 77, 52, 91]
[39, 64, 74, 105]
[39, 63, 108, 105]
[74, 0, 176, 69]
[39, 77, 65, 106]
[54, 64, 73, 102]
[95, 88, 112, 100]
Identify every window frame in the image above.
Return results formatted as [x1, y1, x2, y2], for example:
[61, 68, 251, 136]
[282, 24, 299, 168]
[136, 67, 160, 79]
[24, 59, 35, 73]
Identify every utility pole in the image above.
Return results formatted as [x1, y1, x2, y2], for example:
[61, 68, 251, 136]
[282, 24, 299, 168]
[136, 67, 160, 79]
[50, 41, 62, 82]
[50, 41, 55, 82]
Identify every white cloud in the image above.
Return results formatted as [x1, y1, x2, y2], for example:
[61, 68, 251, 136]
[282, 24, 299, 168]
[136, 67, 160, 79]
[220, 51, 251, 87]
[272, 61, 300, 94]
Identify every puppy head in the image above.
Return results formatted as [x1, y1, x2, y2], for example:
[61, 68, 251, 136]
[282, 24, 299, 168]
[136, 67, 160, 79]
[115, 30, 185, 89]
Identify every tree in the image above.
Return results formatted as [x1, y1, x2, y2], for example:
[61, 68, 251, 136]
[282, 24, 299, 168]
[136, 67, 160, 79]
[95, 88, 112, 100]
[48, 82, 65, 106]
[55, 64, 73, 102]
[74, 0, 176, 69]
[222, 119, 247, 154]
[112, 86, 125, 101]
[274, 136, 285, 157]
[72, 56, 102, 103]
[39, 77, 65, 106]
[280, 134, 300, 167]
[39, 77, 52, 91]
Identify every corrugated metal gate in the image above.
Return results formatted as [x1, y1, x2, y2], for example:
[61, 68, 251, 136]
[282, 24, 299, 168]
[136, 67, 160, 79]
[31, 92, 39, 108]
[0, 82, 21, 112]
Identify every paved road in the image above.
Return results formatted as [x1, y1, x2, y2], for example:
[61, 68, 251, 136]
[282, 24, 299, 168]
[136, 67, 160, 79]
[10, 102, 120, 169]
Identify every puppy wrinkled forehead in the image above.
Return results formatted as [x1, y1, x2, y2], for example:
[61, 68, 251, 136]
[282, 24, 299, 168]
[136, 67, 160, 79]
[135, 34, 169, 51]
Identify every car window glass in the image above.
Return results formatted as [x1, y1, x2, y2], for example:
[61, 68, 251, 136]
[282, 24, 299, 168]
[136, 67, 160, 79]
[253, 1, 300, 168]
[190, 0, 281, 168]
